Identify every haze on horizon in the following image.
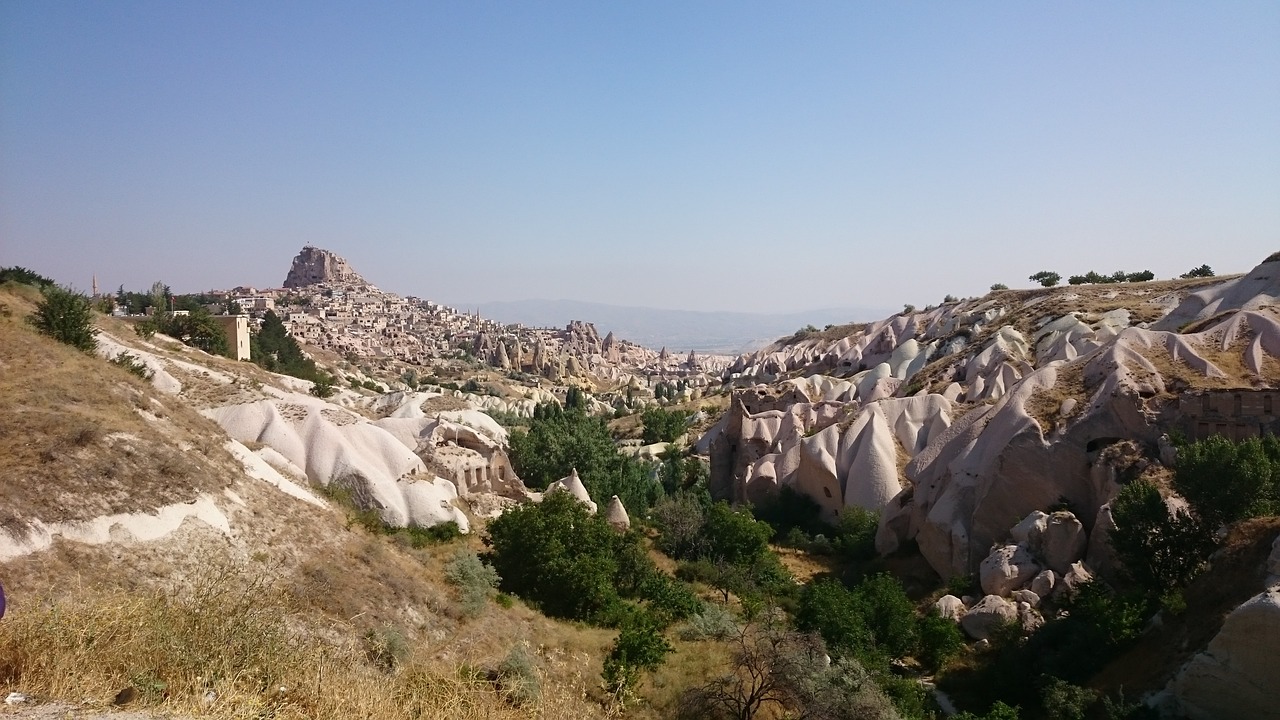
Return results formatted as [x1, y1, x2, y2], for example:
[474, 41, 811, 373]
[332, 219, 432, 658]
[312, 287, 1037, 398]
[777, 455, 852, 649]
[1, 2, 1277, 316]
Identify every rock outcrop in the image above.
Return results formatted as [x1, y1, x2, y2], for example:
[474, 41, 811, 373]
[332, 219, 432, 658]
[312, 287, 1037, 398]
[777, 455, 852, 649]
[283, 246, 368, 288]
[1167, 588, 1280, 720]
[605, 495, 631, 531]
[546, 469, 598, 514]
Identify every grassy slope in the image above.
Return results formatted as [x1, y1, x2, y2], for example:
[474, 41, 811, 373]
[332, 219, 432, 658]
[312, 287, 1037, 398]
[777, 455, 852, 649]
[0, 286, 622, 719]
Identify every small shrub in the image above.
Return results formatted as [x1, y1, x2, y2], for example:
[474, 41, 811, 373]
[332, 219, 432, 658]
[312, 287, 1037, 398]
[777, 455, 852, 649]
[1042, 677, 1096, 720]
[444, 548, 500, 618]
[601, 612, 673, 697]
[918, 612, 965, 672]
[495, 644, 540, 706]
[679, 602, 739, 641]
[110, 352, 154, 380]
[362, 625, 410, 671]
[310, 374, 337, 398]
[990, 283, 1009, 291]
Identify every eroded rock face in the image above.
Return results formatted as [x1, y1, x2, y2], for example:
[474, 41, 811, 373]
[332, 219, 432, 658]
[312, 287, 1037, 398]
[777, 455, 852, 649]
[283, 246, 368, 288]
[980, 544, 1040, 596]
[961, 595, 1017, 640]
[1041, 511, 1088, 574]
[1168, 589, 1280, 720]
[935, 594, 967, 622]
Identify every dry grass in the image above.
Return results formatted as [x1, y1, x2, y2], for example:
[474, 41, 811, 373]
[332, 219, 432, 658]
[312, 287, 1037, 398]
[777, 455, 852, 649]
[1024, 362, 1087, 433]
[0, 289, 236, 528]
[0, 561, 612, 720]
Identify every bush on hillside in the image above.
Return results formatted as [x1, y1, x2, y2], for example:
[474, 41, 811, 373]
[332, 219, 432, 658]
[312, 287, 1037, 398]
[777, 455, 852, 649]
[1029, 271, 1061, 287]
[601, 611, 674, 696]
[483, 490, 684, 626]
[509, 402, 661, 513]
[30, 284, 97, 352]
[1173, 434, 1280, 528]
[641, 407, 691, 444]
[444, 548, 500, 618]
[1109, 479, 1216, 594]
[1180, 264, 1214, 278]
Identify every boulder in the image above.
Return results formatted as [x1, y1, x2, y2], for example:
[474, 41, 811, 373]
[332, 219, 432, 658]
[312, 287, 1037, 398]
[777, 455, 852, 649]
[1017, 601, 1044, 633]
[605, 495, 631, 531]
[980, 544, 1040, 596]
[1030, 570, 1057, 599]
[1054, 561, 1094, 600]
[1011, 510, 1049, 548]
[1012, 589, 1041, 607]
[961, 595, 1018, 640]
[1168, 589, 1280, 720]
[934, 595, 967, 622]
[1041, 511, 1088, 574]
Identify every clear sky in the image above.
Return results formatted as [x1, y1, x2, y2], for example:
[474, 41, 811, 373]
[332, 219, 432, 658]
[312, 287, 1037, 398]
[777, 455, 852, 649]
[2, 1, 1277, 314]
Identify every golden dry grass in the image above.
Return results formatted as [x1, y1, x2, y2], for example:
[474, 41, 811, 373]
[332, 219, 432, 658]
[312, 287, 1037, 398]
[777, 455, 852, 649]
[0, 288, 239, 530]
[0, 562, 614, 720]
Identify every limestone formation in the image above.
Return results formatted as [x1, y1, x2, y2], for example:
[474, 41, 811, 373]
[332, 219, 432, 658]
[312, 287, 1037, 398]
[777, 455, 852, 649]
[979, 544, 1040, 597]
[715, 254, 1280, 582]
[1041, 511, 1088, 575]
[934, 594, 966, 622]
[605, 495, 631, 531]
[960, 595, 1018, 640]
[1029, 570, 1056, 599]
[547, 469, 598, 514]
[1168, 588, 1280, 720]
[204, 393, 470, 531]
[283, 246, 368, 288]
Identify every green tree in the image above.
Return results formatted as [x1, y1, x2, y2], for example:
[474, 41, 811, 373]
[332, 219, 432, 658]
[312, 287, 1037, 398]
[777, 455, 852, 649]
[1029, 271, 1060, 287]
[1180, 264, 1214, 278]
[602, 611, 674, 695]
[30, 284, 97, 352]
[509, 402, 661, 513]
[642, 407, 691, 444]
[1173, 434, 1280, 527]
[1109, 479, 1215, 593]
[160, 307, 230, 356]
[0, 266, 54, 287]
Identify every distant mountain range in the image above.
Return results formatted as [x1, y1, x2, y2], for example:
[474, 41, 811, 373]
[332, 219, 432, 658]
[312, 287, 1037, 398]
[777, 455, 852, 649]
[463, 299, 897, 355]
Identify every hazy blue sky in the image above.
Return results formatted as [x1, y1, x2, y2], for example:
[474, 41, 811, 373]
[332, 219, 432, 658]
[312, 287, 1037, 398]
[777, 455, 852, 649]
[2, 2, 1277, 314]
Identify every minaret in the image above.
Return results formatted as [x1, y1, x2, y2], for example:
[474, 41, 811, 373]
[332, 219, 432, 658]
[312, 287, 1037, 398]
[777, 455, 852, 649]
[92, 274, 98, 298]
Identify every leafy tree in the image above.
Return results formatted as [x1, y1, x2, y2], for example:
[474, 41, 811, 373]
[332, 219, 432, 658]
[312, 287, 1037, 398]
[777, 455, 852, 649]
[0, 266, 54, 287]
[990, 283, 1009, 291]
[483, 491, 679, 626]
[251, 309, 334, 387]
[1029, 271, 1061, 287]
[1109, 479, 1216, 593]
[796, 578, 872, 656]
[1173, 434, 1280, 527]
[602, 611, 674, 695]
[509, 402, 661, 513]
[918, 612, 965, 673]
[652, 493, 709, 559]
[642, 407, 691, 444]
[1125, 270, 1155, 282]
[703, 502, 774, 567]
[30, 284, 97, 352]
[158, 307, 230, 356]
[1180, 264, 1214, 278]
